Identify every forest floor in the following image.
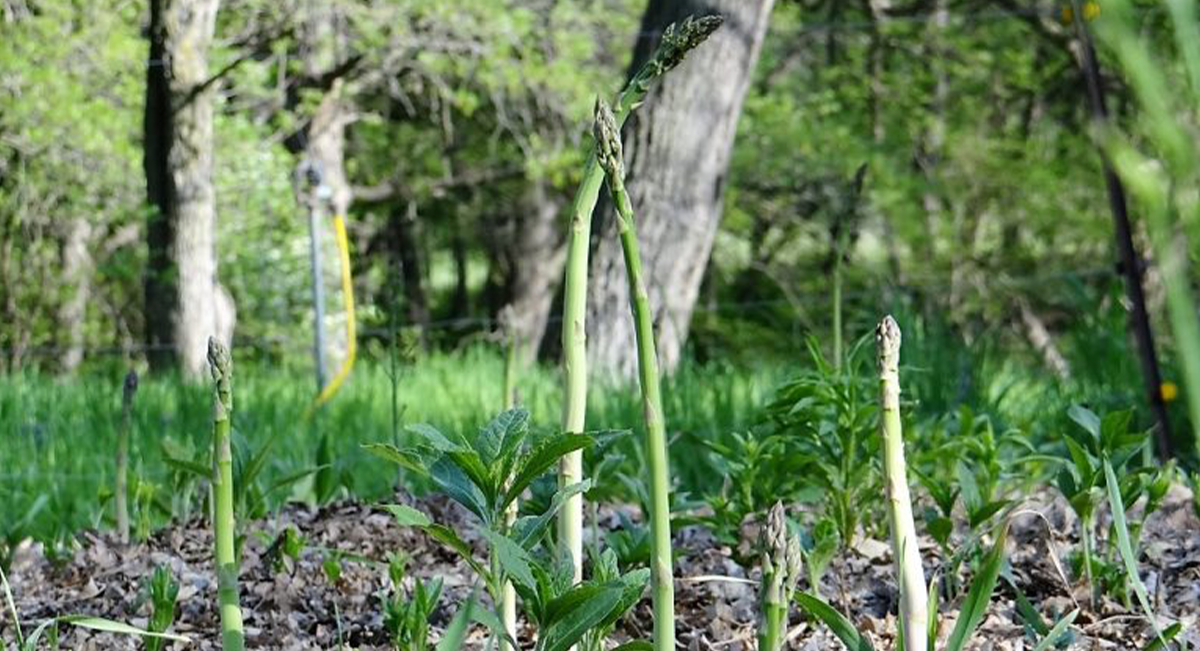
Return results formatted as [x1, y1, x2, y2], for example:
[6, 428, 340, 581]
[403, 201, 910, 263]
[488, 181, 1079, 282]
[4, 486, 1199, 651]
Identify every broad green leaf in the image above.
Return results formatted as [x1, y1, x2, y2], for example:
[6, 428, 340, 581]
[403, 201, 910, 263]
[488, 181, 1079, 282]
[1067, 405, 1101, 443]
[362, 443, 432, 476]
[408, 423, 464, 452]
[503, 433, 594, 509]
[431, 456, 491, 522]
[162, 455, 210, 479]
[610, 641, 654, 651]
[479, 528, 537, 592]
[539, 584, 624, 651]
[544, 582, 617, 625]
[944, 524, 1007, 651]
[1103, 457, 1167, 648]
[599, 568, 650, 629]
[1142, 621, 1184, 651]
[59, 616, 190, 641]
[478, 407, 529, 467]
[1031, 609, 1078, 651]
[1062, 436, 1094, 485]
[794, 592, 875, 651]
[510, 480, 592, 549]
[382, 505, 486, 578]
[382, 504, 433, 527]
[926, 575, 940, 651]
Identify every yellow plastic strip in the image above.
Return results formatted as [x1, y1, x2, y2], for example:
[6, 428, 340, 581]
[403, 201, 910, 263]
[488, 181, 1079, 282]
[308, 214, 357, 416]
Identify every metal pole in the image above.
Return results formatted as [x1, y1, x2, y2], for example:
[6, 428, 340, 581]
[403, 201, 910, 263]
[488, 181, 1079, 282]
[1069, 1, 1174, 459]
[301, 160, 330, 393]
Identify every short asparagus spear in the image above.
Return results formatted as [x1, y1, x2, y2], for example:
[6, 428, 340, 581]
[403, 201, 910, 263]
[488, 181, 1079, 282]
[116, 370, 137, 543]
[208, 338, 245, 651]
[876, 316, 928, 651]
[558, 14, 724, 585]
[758, 501, 802, 651]
[594, 99, 677, 651]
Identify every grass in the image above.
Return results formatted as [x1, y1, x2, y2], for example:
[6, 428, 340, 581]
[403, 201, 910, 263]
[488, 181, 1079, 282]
[0, 346, 785, 552]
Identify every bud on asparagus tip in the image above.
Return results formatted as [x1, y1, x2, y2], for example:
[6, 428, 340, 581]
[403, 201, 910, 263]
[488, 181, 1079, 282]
[876, 315, 901, 372]
[122, 370, 139, 402]
[593, 98, 623, 180]
[656, 15, 724, 73]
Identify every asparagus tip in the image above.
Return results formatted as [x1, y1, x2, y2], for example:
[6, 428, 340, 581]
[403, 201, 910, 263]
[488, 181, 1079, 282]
[654, 14, 724, 74]
[593, 99, 623, 180]
[876, 315, 901, 370]
[122, 369, 138, 403]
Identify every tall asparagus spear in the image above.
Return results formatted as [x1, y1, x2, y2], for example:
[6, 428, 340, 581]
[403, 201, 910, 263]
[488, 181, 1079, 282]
[208, 338, 245, 651]
[115, 370, 138, 543]
[876, 316, 928, 651]
[594, 98, 678, 651]
[558, 12, 723, 586]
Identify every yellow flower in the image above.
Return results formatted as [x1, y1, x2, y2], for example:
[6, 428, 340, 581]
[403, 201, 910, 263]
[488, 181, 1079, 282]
[1062, 1, 1101, 24]
[1161, 381, 1179, 403]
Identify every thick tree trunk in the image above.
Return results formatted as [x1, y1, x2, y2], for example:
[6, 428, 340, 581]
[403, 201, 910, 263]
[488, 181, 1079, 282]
[144, 0, 228, 378]
[491, 181, 566, 362]
[585, 0, 775, 377]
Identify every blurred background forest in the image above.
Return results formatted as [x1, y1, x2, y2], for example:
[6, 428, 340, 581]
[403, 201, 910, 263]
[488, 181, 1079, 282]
[0, 0, 1193, 428]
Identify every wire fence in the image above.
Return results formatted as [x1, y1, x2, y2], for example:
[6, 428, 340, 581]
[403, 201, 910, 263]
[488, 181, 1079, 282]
[0, 262, 1122, 364]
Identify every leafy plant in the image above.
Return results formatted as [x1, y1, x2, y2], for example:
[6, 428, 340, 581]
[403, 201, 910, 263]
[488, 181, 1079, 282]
[141, 564, 180, 651]
[762, 336, 880, 561]
[695, 430, 806, 565]
[371, 408, 646, 650]
[1054, 405, 1145, 604]
[380, 553, 443, 651]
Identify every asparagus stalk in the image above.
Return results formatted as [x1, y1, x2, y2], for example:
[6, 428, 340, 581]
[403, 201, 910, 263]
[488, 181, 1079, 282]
[115, 370, 138, 543]
[876, 316, 928, 651]
[594, 99, 678, 651]
[499, 308, 518, 651]
[758, 501, 802, 651]
[558, 14, 723, 585]
[207, 338, 245, 651]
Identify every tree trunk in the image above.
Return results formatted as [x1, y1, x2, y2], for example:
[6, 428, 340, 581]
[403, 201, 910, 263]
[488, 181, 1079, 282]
[491, 181, 566, 362]
[144, 0, 228, 378]
[57, 217, 93, 372]
[586, 0, 775, 377]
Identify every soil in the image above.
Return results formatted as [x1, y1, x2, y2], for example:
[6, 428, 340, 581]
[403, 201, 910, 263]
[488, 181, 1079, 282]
[3, 486, 1198, 650]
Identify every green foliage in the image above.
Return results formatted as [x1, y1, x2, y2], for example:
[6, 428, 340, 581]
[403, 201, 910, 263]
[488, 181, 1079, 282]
[761, 337, 880, 553]
[381, 553, 443, 651]
[376, 408, 646, 650]
[141, 565, 180, 651]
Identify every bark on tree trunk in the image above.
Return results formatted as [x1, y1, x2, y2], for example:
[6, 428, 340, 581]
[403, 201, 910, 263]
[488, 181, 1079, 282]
[492, 181, 566, 362]
[144, 0, 228, 378]
[58, 218, 93, 372]
[586, 0, 775, 377]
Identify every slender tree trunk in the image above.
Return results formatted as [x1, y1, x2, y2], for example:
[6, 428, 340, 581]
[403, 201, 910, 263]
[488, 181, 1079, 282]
[144, 0, 227, 378]
[58, 217, 92, 372]
[391, 201, 430, 337]
[586, 0, 775, 377]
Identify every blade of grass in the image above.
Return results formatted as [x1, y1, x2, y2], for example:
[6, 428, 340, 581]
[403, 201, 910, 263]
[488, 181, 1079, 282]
[793, 592, 875, 651]
[944, 524, 1008, 651]
[1031, 609, 1078, 651]
[1103, 457, 1166, 647]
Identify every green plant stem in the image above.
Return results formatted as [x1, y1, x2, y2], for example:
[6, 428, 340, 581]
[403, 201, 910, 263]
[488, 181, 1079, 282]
[595, 100, 675, 651]
[876, 316, 928, 651]
[116, 370, 136, 543]
[208, 339, 245, 651]
[557, 14, 723, 586]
